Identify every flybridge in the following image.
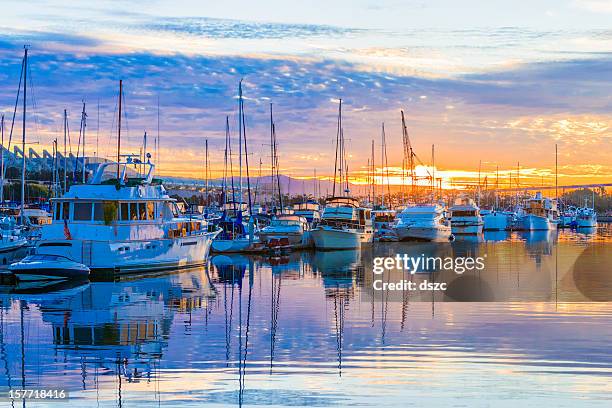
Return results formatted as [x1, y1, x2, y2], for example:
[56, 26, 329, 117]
[90, 156, 156, 186]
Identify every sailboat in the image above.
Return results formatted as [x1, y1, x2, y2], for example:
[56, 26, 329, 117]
[0, 47, 30, 264]
[311, 99, 373, 250]
[211, 82, 263, 253]
[257, 104, 312, 249]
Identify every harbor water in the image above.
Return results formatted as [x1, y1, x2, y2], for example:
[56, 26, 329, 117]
[0, 225, 611, 407]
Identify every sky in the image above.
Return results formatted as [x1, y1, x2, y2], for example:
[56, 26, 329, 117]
[0, 0, 610, 188]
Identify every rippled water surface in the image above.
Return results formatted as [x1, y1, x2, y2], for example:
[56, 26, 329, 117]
[1, 225, 611, 407]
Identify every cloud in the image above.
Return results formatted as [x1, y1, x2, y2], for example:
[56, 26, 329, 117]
[573, 0, 612, 13]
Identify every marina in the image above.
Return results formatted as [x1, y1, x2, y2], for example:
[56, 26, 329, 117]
[0, 2, 610, 406]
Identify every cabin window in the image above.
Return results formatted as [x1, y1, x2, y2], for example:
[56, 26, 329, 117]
[138, 202, 147, 220]
[130, 203, 138, 220]
[62, 202, 71, 220]
[54, 203, 61, 220]
[147, 202, 155, 220]
[93, 203, 105, 221]
[74, 202, 92, 221]
[120, 203, 129, 221]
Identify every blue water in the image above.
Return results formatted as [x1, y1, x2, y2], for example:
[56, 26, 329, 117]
[0, 225, 611, 407]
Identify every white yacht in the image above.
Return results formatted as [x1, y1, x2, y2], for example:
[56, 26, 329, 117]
[258, 214, 312, 248]
[393, 204, 451, 241]
[520, 192, 558, 231]
[311, 197, 373, 250]
[576, 207, 597, 228]
[33, 158, 220, 275]
[560, 206, 577, 228]
[449, 197, 483, 235]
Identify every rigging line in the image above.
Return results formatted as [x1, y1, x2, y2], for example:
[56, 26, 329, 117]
[241, 92, 253, 215]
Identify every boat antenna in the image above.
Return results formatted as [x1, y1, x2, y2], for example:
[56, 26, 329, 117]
[205, 138, 209, 204]
[0, 115, 4, 203]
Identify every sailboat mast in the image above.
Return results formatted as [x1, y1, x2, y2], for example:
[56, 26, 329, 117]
[371, 139, 375, 206]
[381, 125, 385, 207]
[0, 115, 4, 203]
[117, 79, 122, 178]
[63, 109, 67, 193]
[238, 80, 243, 204]
[431, 144, 435, 200]
[205, 138, 209, 203]
[20, 46, 27, 223]
[555, 144, 558, 201]
[81, 102, 87, 183]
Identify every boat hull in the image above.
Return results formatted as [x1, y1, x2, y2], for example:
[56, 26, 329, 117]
[394, 226, 451, 242]
[450, 221, 483, 235]
[0, 238, 28, 266]
[521, 214, 551, 231]
[311, 226, 372, 250]
[35, 231, 218, 274]
[483, 213, 510, 231]
[576, 217, 597, 228]
[14, 268, 89, 281]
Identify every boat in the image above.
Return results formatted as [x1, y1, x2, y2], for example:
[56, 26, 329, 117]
[393, 204, 451, 241]
[292, 201, 321, 226]
[34, 156, 219, 274]
[372, 208, 397, 239]
[449, 197, 483, 235]
[0, 216, 28, 266]
[258, 214, 312, 248]
[576, 207, 597, 228]
[310, 99, 373, 250]
[311, 197, 373, 250]
[520, 192, 558, 231]
[560, 205, 577, 228]
[481, 209, 512, 231]
[9, 254, 89, 281]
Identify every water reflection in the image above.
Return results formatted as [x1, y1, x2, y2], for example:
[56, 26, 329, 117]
[0, 225, 610, 406]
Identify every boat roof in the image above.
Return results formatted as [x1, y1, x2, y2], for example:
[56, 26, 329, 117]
[325, 196, 359, 207]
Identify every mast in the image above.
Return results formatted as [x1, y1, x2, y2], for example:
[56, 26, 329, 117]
[238, 80, 243, 204]
[431, 144, 435, 200]
[81, 101, 87, 183]
[270, 103, 275, 207]
[63, 109, 67, 193]
[0, 115, 4, 203]
[205, 138, 209, 204]
[555, 144, 558, 202]
[332, 99, 341, 197]
[371, 139, 375, 206]
[117, 79, 122, 179]
[20, 46, 27, 224]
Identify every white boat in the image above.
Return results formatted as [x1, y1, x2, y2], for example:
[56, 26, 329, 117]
[393, 204, 451, 241]
[449, 198, 483, 235]
[210, 217, 265, 253]
[292, 201, 321, 226]
[481, 209, 512, 231]
[520, 192, 558, 231]
[311, 197, 373, 250]
[0, 216, 28, 266]
[576, 207, 597, 228]
[560, 206, 577, 228]
[258, 214, 312, 248]
[10, 254, 89, 281]
[34, 157, 220, 274]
